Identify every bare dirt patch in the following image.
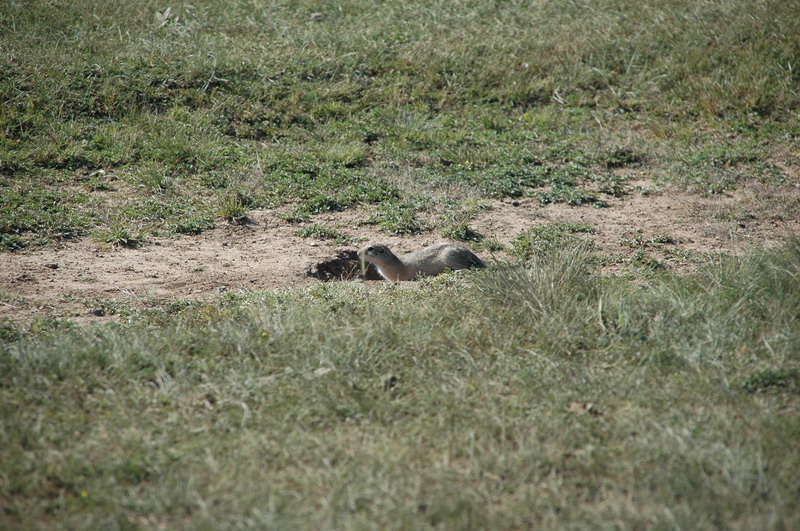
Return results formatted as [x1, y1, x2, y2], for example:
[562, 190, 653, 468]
[2, 180, 798, 323]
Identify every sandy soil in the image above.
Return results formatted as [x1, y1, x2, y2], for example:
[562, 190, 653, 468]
[2, 179, 798, 323]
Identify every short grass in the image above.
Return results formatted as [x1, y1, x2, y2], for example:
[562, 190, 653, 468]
[294, 223, 356, 246]
[2, 0, 799, 249]
[2, 240, 799, 528]
[511, 222, 595, 260]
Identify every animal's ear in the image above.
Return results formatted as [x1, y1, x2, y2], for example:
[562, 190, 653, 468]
[378, 247, 385, 254]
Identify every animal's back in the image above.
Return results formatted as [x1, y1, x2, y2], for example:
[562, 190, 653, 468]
[401, 242, 485, 277]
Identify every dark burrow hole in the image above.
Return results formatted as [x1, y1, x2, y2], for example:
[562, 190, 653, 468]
[306, 250, 384, 281]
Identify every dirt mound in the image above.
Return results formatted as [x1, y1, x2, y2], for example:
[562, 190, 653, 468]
[306, 249, 382, 281]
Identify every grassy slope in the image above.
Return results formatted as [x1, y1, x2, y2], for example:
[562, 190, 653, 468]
[2, 242, 800, 528]
[1, 0, 799, 247]
[2, 0, 800, 528]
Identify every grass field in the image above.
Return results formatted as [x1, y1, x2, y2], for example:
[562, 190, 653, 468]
[3, 242, 800, 528]
[2, 0, 800, 528]
[2, 0, 798, 248]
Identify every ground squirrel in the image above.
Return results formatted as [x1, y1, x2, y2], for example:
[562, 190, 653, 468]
[358, 242, 485, 281]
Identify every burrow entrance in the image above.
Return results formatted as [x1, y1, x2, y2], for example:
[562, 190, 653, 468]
[306, 250, 384, 282]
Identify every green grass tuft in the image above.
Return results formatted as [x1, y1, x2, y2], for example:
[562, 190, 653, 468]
[511, 222, 595, 260]
[294, 223, 354, 245]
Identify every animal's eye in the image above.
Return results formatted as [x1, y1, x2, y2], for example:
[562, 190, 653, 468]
[367, 246, 374, 252]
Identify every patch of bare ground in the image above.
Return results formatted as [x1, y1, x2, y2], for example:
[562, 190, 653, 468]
[2, 180, 799, 323]
[485, 179, 800, 267]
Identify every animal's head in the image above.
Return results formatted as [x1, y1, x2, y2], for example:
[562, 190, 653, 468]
[358, 244, 391, 264]
[358, 244, 389, 276]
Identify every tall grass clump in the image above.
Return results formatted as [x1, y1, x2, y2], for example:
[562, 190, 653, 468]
[479, 239, 800, 372]
[2, 240, 799, 528]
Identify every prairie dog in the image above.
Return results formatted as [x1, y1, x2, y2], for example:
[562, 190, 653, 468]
[358, 242, 485, 281]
